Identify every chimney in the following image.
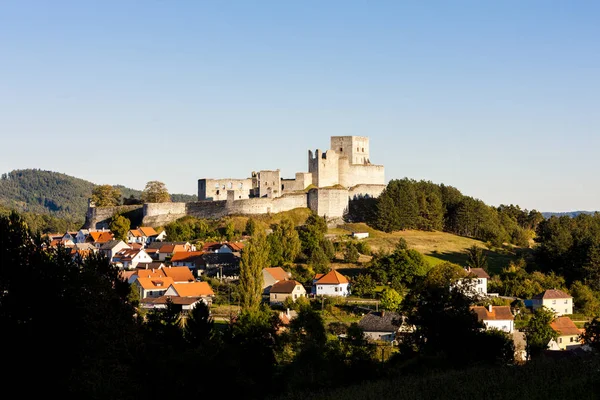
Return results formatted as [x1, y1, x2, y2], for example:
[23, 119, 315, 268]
[488, 304, 493, 313]
[286, 308, 290, 318]
[381, 310, 385, 317]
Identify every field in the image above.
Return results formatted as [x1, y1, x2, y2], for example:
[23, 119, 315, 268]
[330, 223, 527, 275]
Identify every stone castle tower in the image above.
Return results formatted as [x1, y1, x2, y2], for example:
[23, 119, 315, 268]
[308, 136, 385, 188]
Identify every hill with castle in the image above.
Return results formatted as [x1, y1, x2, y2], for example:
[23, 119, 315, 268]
[83, 136, 387, 229]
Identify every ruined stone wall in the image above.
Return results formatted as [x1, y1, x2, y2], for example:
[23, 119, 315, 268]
[83, 205, 144, 229]
[331, 136, 370, 164]
[198, 178, 253, 201]
[282, 172, 313, 193]
[257, 170, 281, 198]
[141, 202, 187, 226]
[186, 201, 228, 219]
[307, 188, 349, 219]
[348, 184, 386, 199]
[338, 162, 385, 187]
[225, 191, 307, 215]
[308, 149, 339, 188]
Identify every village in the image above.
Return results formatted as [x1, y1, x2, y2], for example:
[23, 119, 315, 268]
[44, 223, 593, 362]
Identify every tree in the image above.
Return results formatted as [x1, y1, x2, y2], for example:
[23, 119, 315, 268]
[570, 281, 600, 317]
[183, 301, 214, 347]
[525, 307, 557, 359]
[109, 214, 130, 241]
[343, 241, 360, 263]
[279, 217, 301, 264]
[380, 287, 402, 311]
[466, 245, 488, 271]
[351, 274, 376, 298]
[308, 247, 330, 274]
[245, 218, 257, 236]
[580, 317, 600, 352]
[91, 184, 121, 207]
[239, 229, 270, 310]
[225, 221, 236, 242]
[141, 181, 171, 203]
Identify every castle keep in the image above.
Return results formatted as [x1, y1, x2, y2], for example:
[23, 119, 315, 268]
[85, 136, 386, 228]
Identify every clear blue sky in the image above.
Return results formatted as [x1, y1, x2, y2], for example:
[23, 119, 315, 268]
[1, 1, 598, 212]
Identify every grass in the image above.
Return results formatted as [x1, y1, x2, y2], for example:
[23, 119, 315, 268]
[276, 356, 600, 400]
[228, 208, 313, 231]
[328, 223, 527, 275]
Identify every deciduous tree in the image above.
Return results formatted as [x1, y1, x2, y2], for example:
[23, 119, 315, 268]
[109, 214, 130, 241]
[141, 181, 171, 203]
[91, 184, 121, 207]
[239, 229, 270, 310]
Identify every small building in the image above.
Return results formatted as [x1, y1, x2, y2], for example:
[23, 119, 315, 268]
[198, 252, 240, 278]
[351, 232, 369, 239]
[471, 304, 514, 333]
[262, 267, 292, 291]
[269, 280, 306, 305]
[548, 316, 582, 351]
[312, 270, 350, 297]
[465, 267, 490, 296]
[531, 289, 573, 316]
[127, 226, 166, 245]
[99, 240, 130, 261]
[132, 276, 174, 299]
[170, 251, 206, 275]
[85, 230, 114, 248]
[164, 282, 215, 306]
[75, 229, 90, 244]
[358, 311, 403, 342]
[112, 249, 153, 269]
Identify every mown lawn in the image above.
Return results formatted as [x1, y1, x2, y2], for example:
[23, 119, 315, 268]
[330, 223, 527, 275]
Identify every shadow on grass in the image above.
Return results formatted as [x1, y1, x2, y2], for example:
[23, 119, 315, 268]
[427, 247, 533, 275]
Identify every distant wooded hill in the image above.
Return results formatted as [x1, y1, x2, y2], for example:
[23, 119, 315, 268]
[542, 211, 598, 219]
[0, 169, 197, 223]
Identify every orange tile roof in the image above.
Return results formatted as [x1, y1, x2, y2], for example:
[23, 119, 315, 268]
[471, 306, 514, 321]
[129, 229, 143, 237]
[264, 267, 290, 282]
[315, 270, 349, 284]
[119, 270, 138, 281]
[159, 244, 188, 254]
[227, 242, 245, 251]
[170, 282, 214, 297]
[134, 269, 167, 280]
[138, 227, 158, 237]
[170, 251, 204, 262]
[88, 231, 114, 243]
[136, 276, 174, 290]
[551, 316, 581, 337]
[161, 266, 195, 282]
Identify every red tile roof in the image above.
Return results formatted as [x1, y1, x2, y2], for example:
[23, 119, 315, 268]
[471, 306, 514, 321]
[139, 226, 158, 237]
[551, 316, 580, 336]
[264, 267, 290, 282]
[315, 270, 349, 284]
[467, 268, 490, 279]
[161, 266, 195, 282]
[170, 282, 214, 297]
[533, 289, 572, 299]
[136, 276, 174, 290]
[170, 251, 205, 262]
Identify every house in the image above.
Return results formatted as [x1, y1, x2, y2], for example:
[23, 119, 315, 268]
[112, 249, 153, 269]
[129, 268, 167, 284]
[136, 261, 166, 271]
[99, 240, 130, 261]
[85, 231, 114, 248]
[358, 311, 403, 342]
[351, 232, 369, 239]
[465, 266, 490, 296]
[531, 289, 573, 316]
[471, 304, 514, 333]
[312, 270, 350, 297]
[548, 316, 582, 351]
[156, 243, 189, 261]
[198, 253, 240, 278]
[127, 226, 166, 245]
[277, 308, 298, 334]
[62, 231, 78, 243]
[269, 280, 306, 305]
[164, 282, 215, 306]
[262, 267, 292, 291]
[171, 251, 206, 275]
[161, 265, 196, 283]
[75, 229, 90, 244]
[132, 276, 174, 299]
[140, 296, 206, 312]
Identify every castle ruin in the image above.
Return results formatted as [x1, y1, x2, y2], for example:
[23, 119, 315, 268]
[84, 136, 386, 228]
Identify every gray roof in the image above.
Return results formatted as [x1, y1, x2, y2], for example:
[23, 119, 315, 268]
[358, 311, 403, 333]
[200, 252, 238, 266]
[73, 243, 97, 251]
[99, 240, 128, 250]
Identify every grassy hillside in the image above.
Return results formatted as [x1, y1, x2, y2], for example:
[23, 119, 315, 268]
[277, 357, 599, 400]
[332, 223, 527, 275]
[0, 169, 197, 223]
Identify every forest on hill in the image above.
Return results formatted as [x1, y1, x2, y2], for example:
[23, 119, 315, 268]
[0, 169, 197, 226]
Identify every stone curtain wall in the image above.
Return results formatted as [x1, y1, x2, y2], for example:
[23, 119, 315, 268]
[338, 163, 385, 187]
[226, 191, 307, 214]
[348, 184, 386, 199]
[83, 204, 143, 229]
[141, 202, 188, 226]
[198, 178, 253, 201]
[308, 188, 349, 219]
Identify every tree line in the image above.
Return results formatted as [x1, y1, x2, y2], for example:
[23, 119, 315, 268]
[347, 178, 544, 247]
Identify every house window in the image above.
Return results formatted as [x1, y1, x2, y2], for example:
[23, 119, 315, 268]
[570, 337, 574, 342]
[552, 300, 556, 305]
[216, 190, 220, 195]
[274, 294, 277, 299]
[362, 147, 364, 152]
[565, 309, 567, 314]
[340, 147, 343, 152]
[564, 300, 568, 304]
[559, 338, 562, 343]
[294, 294, 297, 299]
